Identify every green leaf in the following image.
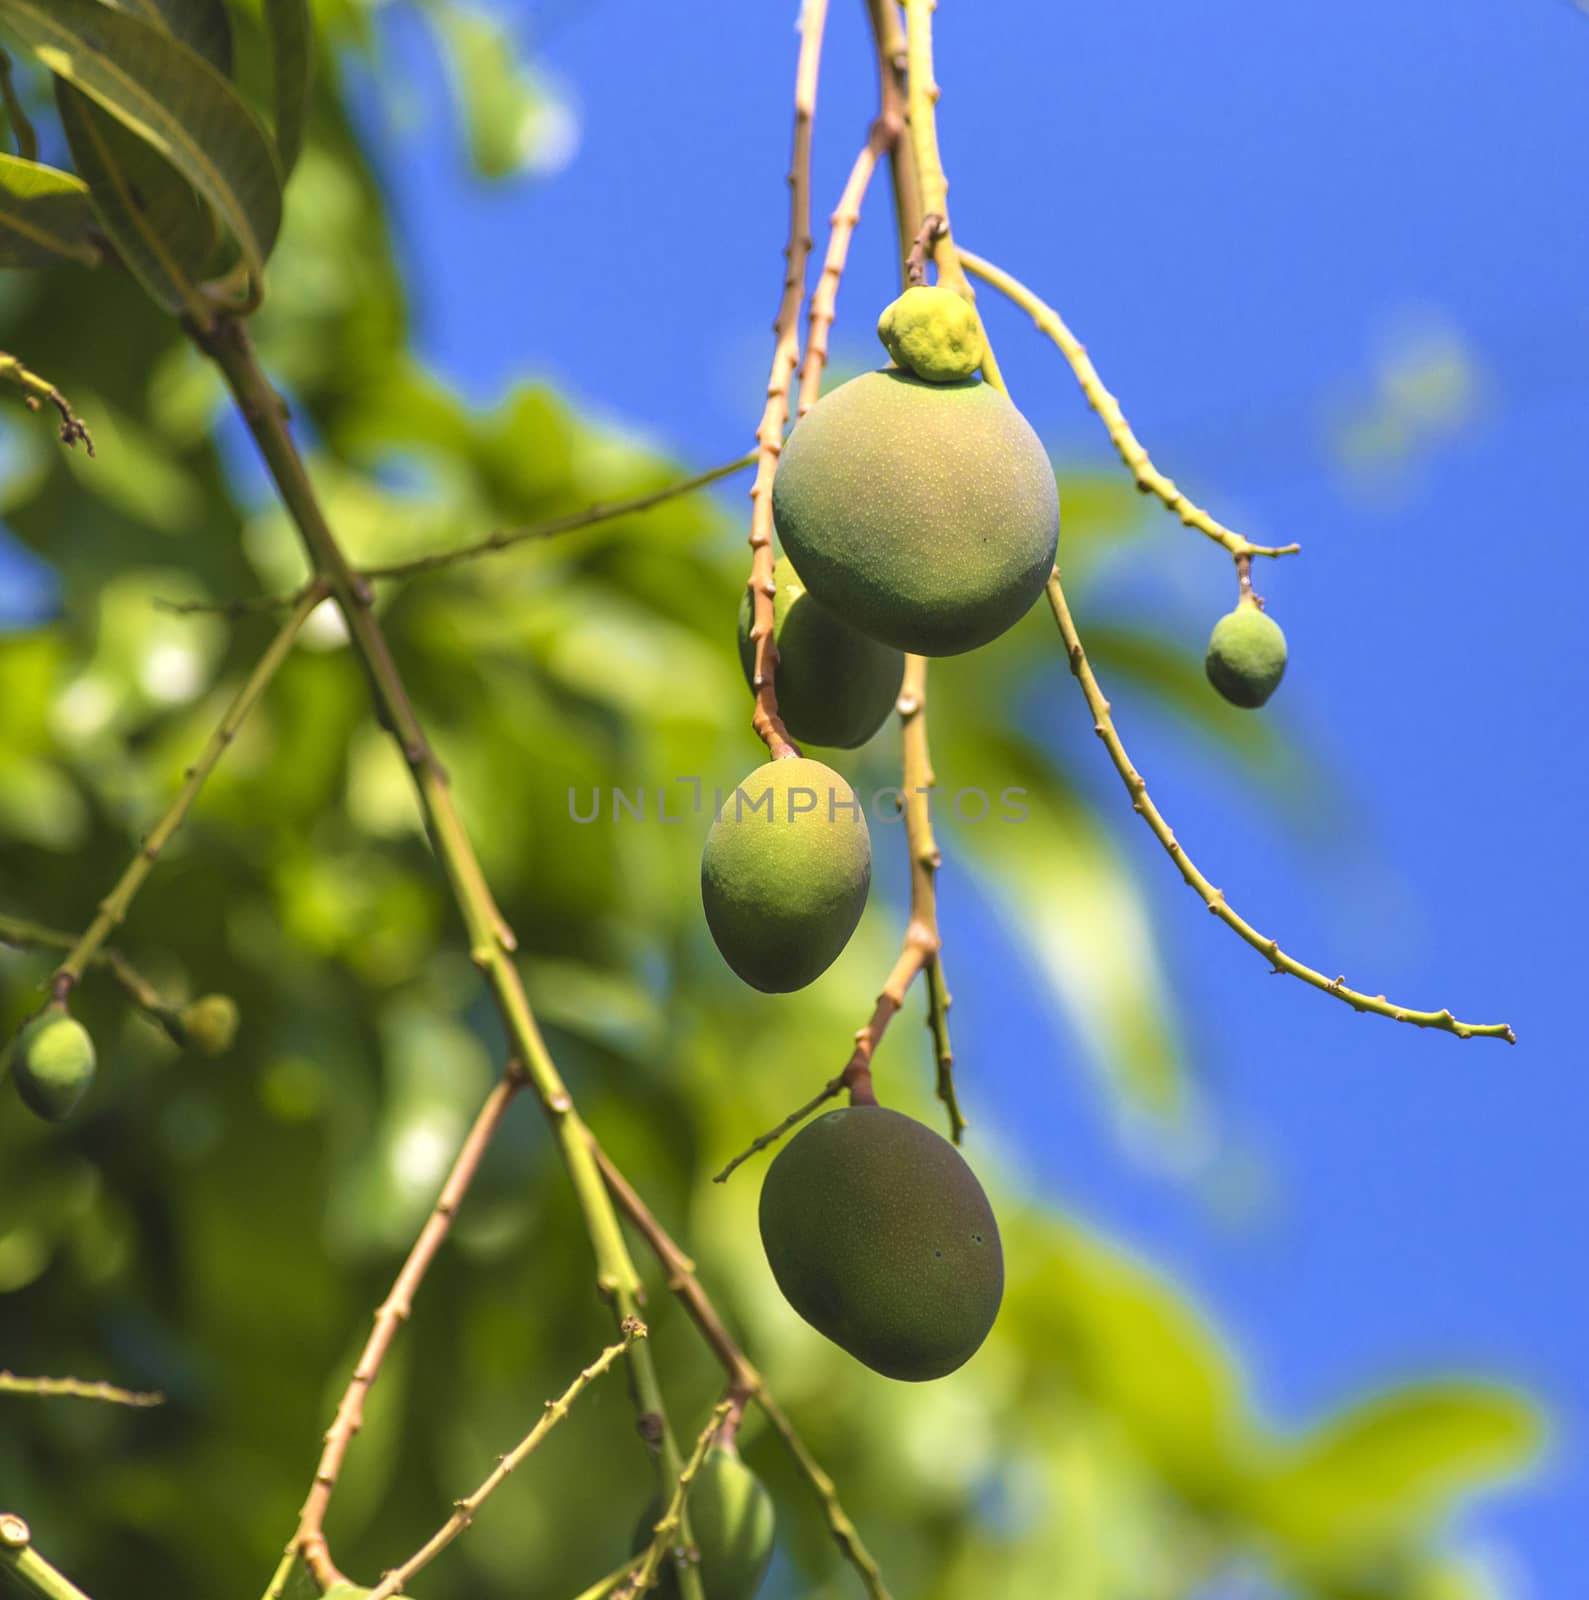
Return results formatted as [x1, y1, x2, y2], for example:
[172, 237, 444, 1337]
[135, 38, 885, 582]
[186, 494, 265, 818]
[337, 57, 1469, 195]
[0, 151, 101, 267]
[56, 80, 221, 313]
[0, 0, 281, 275]
[1252, 1383, 1544, 1564]
[262, 0, 312, 175]
[106, 0, 234, 77]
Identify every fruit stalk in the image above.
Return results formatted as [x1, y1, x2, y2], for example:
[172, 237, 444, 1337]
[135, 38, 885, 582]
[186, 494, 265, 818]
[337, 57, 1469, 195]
[46, 581, 324, 1004]
[0, 1516, 96, 1600]
[193, 316, 707, 1600]
[955, 248, 1303, 563]
[0, 914, 174, 1031]
[1044, 571, 1514, 1040]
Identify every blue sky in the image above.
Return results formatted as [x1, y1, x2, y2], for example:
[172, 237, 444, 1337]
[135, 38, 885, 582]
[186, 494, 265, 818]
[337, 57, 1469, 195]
[364, 1, 1589, 1586]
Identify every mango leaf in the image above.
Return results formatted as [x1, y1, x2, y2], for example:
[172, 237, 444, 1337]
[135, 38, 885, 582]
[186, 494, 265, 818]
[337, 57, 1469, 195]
[56, 80, 222, 313]
[262, 0, 312, 175]
[1251, 1383, 1543, 1566]
[0, 151, 101, 267]
[106, 0, 233, 76]
[0, 0, 281, 274]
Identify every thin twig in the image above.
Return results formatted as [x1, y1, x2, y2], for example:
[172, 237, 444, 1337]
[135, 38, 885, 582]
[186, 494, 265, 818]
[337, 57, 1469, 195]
[619, 1400, 733, 1598]
[366, 1320, 646, 1600]
[48, 585, 324, 1005]
[903, 212, 942, 288]
[158, 454, 757, 616]
[957, 249, 1302, 563]
[0, 352, 93, 454]
[744, 0, 830, 762]
[713, 1070, 847, 1184]
[0, 1372, 163, 1407]
[0, 913, 179, 1034]
[296, 1064, 529, 1586]
[592, 1140, 892, 1600]
[798, 118, 895, 417]
[1044, 570, 1513, 1040]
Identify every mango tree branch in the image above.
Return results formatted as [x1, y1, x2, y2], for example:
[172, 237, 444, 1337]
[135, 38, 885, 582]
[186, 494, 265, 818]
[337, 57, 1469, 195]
[591, 1140, 892, 1600]
[1044, 571, 1514, 1041]
[0, 1371, 163, 1407]
[365, 1320, 647, 1600]
[0, 351, 92, 453]
[957, 250, 1302, 562]
[798, 116, 895, 417]
[48, 583, 325, 1005]
[745, 0, 830, 762]
[192, 316, 706, 1600]
[0, 1516, 95, 1600]
[157, 453, 758, 617]
[0, 913, 178, 1033]
[292, 1064, 527, 1589]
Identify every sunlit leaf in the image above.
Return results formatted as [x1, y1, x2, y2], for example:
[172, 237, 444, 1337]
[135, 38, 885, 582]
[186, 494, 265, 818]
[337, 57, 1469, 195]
[0, 0, 281, 275]
[0, 151, 101, 268]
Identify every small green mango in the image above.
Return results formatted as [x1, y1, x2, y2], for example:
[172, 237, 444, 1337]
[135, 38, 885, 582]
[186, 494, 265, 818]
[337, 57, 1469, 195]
[10, 1007, 96, 1122]
[632, 1444, 776, 1600]
[736, 557, 903, 749]
[772, 369, 1059, 656]
[758, 1106, 1003, 1382]
[701, 757, 870, 994]
[876, 284, 985, 383]
[180, 993, 239, 1057]
[1206, 603, 1287, 708]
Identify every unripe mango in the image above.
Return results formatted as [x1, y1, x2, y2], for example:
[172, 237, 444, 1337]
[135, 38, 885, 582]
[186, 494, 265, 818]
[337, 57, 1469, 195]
[736, 557, 903, 749]
[876, 285, 984, 383]
[9, 1007, 96, 1122]
[633, 1444, 776, 1600]
[1206, 603, 1287, 708]
[758, 1106, 1003, 1381]
[180, 994, 239, 1057]
[701, 758, 870, 993]
[771, 369, 1059, 656]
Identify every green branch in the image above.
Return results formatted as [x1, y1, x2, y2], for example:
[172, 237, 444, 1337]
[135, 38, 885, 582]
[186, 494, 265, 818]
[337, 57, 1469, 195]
[0, 350, 92, 453]
[0, 914, 176, 1031]
[0, 1371, 162, 1407]
[191, 315, 705, 1600]
[0, 1516, 96, 1600]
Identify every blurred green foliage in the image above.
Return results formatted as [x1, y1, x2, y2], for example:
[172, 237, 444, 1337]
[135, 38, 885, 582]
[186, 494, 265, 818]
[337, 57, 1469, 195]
[0, 5, 1543, 1598]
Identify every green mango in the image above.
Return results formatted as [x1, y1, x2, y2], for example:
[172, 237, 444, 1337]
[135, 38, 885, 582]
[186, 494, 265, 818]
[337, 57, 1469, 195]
[180, 994, 240, 1057]
[772, 369, 1059, 656]
[1206, 602, 1287, 708]
[736, 556, 903, 749]
[758, 1106, 1003, 1381]
[632, 1444, 776, 1600]
[10, 1007, 96, 1122]
[701, 758, 870, 993]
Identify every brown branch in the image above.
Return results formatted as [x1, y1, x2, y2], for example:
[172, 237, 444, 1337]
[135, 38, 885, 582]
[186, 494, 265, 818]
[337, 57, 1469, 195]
[798, 118, 896, 418]
[744, 0, 830, 762]
[903, 212, 942, 288]
[295, 1063, 529, 1588]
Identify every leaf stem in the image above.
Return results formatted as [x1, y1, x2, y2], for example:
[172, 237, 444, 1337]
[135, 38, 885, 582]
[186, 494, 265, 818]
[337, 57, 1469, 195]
[0, 913, 177, 1032]
[0, 349, 92, 452]
[0, 1371, 162, 1407]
